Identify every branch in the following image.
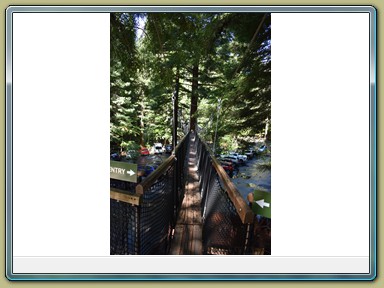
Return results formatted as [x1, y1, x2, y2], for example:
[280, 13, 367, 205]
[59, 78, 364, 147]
[179, 84, 192, 93]
[133, 26, 150, 39]
[233, 13, 268, 76]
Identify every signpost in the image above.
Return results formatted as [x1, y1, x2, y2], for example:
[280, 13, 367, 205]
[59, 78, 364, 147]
[252, 190, 271, 218]
[110, 160, 138, 183]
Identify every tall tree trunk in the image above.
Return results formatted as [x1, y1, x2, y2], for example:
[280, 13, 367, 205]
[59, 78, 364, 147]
[189, 65, 198, 131]
[139, 97, 145, 147]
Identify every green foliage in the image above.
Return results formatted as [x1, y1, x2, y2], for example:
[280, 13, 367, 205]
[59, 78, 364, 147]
[110, 12, 271, 151]
[219, 135, 238, 152]
[121, 141, 140, 151]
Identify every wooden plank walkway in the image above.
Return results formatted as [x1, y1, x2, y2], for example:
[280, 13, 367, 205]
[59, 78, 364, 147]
[169, 133, 202, 255]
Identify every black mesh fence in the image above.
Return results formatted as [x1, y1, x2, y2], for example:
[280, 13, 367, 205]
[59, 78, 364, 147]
[110, 178, 138, 255]
[111, 132, 270, 255]
[195, 134, 253, 255]
[139, 165, 174, 254]
[110, 133, 190, 255]
[110, 197, 139, 255]
[138, 134, 190, 254]
[174, 134, 190, 218]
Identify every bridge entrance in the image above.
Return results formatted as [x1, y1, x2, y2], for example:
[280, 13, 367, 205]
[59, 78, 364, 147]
[110, 132, 270, 255]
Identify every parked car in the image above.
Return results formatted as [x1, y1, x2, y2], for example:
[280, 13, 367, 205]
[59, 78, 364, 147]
[258, 145, 267, 152]
[254, 145, 267, 156]
[220, 160, 234, 171]
[154, 143, 164, 154]
[220, 156, 241, 166]
[220, 161, 235, 177]
[147, 155, 163, 166]
[229, 152, 247, 162]
[110, 153, 121, 161]
[125, 150, 139, 160]
[165, 144, 173, 154]
[223, 153, 245, 165]
[139, 147, 150, 156]
[138, 163, 160, 178]
[244, 150, 254, 159]
[221, 157, 240, 172]
[144, 164, 158, 176]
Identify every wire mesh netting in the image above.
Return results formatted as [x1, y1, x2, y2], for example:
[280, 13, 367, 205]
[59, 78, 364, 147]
[202, 173, 250, 254]
[110, 177, 138, 255]
[110, 197, 139, 255]
[110, 133, 190, 255]
[171, 133, 190, 223]
[110, 132, 270, 255]
[197, 134, 271, 255]
[195, 135, 251, 255]
[139, 165, 174, 254]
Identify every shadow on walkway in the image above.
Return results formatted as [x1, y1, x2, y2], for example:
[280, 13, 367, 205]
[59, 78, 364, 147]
[169, 133, 202, 255]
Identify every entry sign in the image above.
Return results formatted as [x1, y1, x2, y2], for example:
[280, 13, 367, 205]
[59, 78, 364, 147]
[252, 190, 271, 219]
[110, 160, 138, 183]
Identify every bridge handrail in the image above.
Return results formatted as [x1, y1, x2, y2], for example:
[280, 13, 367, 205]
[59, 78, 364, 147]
[198, 136, 254, 224]
[174, 133, 189, 154]
[135, 155, 175, 195]
[136, 132, 189, 195]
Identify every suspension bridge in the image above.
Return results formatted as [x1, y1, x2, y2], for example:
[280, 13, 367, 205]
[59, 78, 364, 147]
[110, 131, 270, 255]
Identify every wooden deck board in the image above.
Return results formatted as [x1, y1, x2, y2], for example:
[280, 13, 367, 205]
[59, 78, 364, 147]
[191, 224, 202, 255]
[169, 225, 184, 255]
[169, 134, 203, 255]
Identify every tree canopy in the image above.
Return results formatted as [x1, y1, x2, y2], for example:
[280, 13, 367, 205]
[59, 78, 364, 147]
[110, 12, 271, 152]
